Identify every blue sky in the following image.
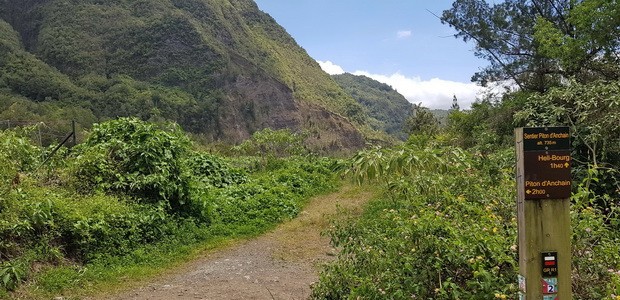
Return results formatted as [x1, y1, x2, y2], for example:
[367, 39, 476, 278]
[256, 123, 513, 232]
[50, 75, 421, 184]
[253, 0, 489, 109]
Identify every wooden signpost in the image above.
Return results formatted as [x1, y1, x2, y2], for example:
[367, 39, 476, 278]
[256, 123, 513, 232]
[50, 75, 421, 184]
[515, 127, 572, 300]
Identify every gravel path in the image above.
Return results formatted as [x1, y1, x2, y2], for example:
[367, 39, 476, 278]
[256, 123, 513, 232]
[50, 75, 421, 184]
[98, 185, 372, 300]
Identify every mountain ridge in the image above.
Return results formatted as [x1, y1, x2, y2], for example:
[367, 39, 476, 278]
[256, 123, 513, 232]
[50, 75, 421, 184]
[0, 0, 368, 151]
[332, 73, 412, 140]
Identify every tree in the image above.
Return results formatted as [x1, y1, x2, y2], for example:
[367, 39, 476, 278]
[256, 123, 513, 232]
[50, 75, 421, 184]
[534, 0, 620, 82]
[403, 104, 439, 136]
[441, 0, 620, 92]
[442, 0, 558, 91]
[450, 95, 460, 111]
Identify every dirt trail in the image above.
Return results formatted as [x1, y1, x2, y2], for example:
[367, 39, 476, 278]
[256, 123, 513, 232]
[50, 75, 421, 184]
[98, 185, 373, 300]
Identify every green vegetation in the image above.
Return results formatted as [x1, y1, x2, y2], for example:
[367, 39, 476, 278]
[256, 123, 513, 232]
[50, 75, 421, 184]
[403, 104, 440, 136]
[441, 0, 619, 204]
[313, 139, 620, 299]
[1, 0, 619, 299]
[332, 73, 412, 140]
[442, 0, 620, 91]
[0, 119, 338, 298]
[234, 128, 309, 158]
[313, 144, 519, 298]
[312, 1, 620, 298]
[0, 0, 369, 151]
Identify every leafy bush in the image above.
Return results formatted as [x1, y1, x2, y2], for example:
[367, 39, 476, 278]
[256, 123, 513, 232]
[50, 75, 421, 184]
[0, 127, 41, 184]
[71, 118, 193, 211]
[234, 128, 309, 158]
[56, 196, 174, 260]
[186, 153, 248, 188]
[515, 80, 620, 209]
[571, 169, 620, 299]
[0, 260, 26, 291]
[209, 156, 337, 230]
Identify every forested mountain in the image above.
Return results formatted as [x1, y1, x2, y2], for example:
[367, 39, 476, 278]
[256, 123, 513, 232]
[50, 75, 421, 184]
[332, 73, 412, 140]
[0, 0, 368, 151]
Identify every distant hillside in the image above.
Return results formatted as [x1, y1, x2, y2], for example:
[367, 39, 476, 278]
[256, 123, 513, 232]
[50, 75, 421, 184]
[332, 73, 412, 140]
[430, 109, 449, 125]
[0, 0, 368, 151]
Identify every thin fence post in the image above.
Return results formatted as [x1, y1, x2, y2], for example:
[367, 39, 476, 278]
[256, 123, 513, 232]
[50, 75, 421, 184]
[38, 123, 42, 147]
[71, 120, 76, 146]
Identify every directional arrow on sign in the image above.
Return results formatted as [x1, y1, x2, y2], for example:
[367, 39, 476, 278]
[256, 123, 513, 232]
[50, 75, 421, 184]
[526, 190, 532, 194]
[564, 162, 569, 168]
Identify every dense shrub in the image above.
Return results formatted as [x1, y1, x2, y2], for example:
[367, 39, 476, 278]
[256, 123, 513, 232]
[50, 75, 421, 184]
[515, 80, 620, 213]
[71, 118, 193, 211]
[186, 153, 248, 188]
[0, 127, 41, 183]
[234, 128, 309, 158]
[209, 157, 337, 229]
[57, 197, 174, 260]
[570, 170, 620, 299]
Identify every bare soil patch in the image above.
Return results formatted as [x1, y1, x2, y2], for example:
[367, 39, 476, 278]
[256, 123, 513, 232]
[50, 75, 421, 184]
[95, 184, 373, 300]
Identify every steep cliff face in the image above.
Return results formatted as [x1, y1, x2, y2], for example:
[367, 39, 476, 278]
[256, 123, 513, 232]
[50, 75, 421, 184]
[0, 0, 366, 150]
[218, 71, 364, 150]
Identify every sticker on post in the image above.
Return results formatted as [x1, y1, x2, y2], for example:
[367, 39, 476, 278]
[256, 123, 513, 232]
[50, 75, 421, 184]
[518, 274, 526, 292]
[542, 295, 558, 300]
[542, 252, 558, 276]
[542, 277, 558, 294]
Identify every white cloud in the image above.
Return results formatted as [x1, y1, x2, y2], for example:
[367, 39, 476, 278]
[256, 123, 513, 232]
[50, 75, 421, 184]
[397, 30, 412, 39]
[352, 71, 483, 109]
[318, 60, 487, 109]
[317, 60, 345, 75]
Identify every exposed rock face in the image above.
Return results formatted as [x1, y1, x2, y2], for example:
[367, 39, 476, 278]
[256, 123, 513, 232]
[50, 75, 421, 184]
[219, 72, 301, 141]
[218, 60, 364, 150]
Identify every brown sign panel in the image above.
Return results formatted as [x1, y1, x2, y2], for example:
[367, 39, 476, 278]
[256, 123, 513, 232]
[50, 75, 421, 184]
[523, 127, 570, 151]
[523, 151, 571, 199]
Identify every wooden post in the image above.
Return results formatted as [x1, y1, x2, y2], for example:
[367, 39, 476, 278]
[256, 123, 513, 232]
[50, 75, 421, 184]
[515, 127, 572, 300]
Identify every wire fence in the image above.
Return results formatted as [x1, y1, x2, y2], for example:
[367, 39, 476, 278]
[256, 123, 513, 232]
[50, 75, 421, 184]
[0, 120, 77, 148]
